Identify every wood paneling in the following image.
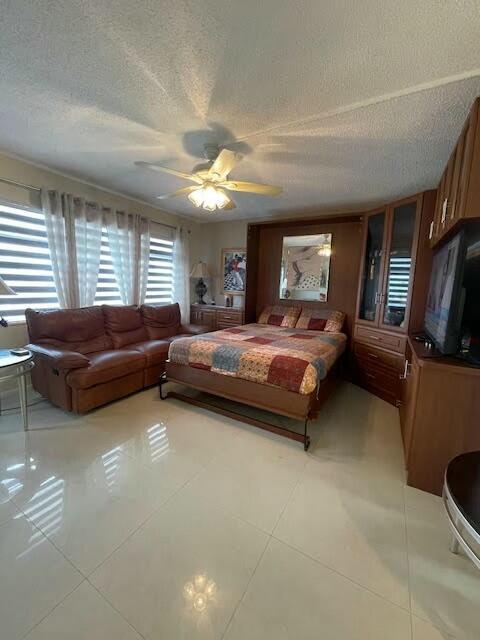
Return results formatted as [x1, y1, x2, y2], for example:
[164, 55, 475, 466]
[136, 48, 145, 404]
[247, 217, 363, 337]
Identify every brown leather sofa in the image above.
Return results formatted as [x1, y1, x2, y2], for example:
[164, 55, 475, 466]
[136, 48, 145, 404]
[25, 303, 208, 413]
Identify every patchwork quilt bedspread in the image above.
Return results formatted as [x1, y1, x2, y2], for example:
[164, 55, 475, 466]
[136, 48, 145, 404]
[168, 323, 347, 395]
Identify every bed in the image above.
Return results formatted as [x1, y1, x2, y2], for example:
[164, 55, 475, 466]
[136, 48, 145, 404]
[160, 310, 347, 450]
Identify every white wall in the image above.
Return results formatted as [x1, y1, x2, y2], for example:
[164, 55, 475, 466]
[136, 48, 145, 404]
[194, 220, 248, 305]
[0, 151, 201, 348]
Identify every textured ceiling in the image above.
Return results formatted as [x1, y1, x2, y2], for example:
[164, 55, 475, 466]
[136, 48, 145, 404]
[1, 0, 480, 221]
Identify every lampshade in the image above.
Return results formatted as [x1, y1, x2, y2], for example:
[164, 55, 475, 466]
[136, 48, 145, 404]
[190, 261, 212, 278]
[0, 276, 15, 296]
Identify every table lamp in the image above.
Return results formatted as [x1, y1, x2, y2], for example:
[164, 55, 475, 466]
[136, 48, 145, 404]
[190, 261, 212, 304]
[0, 275, 15, 327]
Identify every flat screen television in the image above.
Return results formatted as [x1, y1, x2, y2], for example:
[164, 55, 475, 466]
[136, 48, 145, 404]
[424, 230, 466, 354]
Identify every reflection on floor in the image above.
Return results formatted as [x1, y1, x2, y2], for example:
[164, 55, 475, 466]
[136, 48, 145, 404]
[0, 382, 478, 639]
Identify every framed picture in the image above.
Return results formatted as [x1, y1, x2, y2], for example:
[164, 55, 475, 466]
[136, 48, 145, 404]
[221, 248, 247, 295]
[279, 233, 332, 302]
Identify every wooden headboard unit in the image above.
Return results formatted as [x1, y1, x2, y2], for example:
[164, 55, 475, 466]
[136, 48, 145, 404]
[245, 215, 363, 338]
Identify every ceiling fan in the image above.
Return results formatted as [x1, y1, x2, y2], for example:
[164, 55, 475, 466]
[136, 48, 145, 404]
[135, 144, 282, 212]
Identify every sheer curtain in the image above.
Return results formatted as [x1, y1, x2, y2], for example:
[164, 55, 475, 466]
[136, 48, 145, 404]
[137, 216, 150, 305]
[42, 189, 103, 308]
[75, 202, 103, 306]
[173, 226, 190, 322]
[41, 190, 77, 308]
[105, 211, 150, 305]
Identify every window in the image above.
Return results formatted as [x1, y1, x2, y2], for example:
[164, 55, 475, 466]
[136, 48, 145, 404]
[94, 227, 123, 306]
[386, 256, 411, 308]
[0, 203, 58, 322]
[145, 225, 174, 305]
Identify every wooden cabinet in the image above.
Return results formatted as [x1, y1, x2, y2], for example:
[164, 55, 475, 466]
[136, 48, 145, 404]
[353, 191, 435, 405]
[430, 98, 480, 246]
[399, 338, 480, 496]
[190, 304, 244, 331]
[356, 195, 423, 335]
[190, 306, 216, 330]
[353, 341, 404, 405]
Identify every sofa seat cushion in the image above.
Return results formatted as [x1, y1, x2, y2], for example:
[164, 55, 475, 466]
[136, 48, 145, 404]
[124, 340, 170, 366]
[66, 350, 146, 390]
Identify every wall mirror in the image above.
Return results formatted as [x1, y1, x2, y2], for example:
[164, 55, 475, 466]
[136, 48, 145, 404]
[279, 233, 332, 301]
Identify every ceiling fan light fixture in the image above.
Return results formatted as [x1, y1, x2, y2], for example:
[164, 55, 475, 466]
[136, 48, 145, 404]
[188, 185, 230, 211]
[188, 189, 204, 208]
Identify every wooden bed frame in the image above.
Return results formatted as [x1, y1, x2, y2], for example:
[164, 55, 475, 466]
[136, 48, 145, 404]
[160, 356, 344, 450]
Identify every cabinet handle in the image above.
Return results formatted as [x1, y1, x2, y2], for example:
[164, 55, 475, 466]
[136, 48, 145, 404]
[428, 220, 434, 240]
[441, 198, 448, 226]
[367, 352, 379, 359]
[399, 359, 411, 380]
[450, 202, 456, 220]
[365, 372, 376, 379]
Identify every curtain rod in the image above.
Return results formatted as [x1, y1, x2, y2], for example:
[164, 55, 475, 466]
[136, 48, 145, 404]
[0, 175, 182, 231]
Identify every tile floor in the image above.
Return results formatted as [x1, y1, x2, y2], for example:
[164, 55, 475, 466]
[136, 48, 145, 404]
[0, 382, 478, 639]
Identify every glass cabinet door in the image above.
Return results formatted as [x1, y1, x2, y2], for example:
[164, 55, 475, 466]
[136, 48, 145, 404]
[358, 211, 386, 323]
[381, 201, 417, 329]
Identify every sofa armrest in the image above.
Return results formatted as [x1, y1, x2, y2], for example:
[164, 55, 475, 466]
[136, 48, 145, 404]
[27, 344, 90, 370]
[179, 323, 210, 335]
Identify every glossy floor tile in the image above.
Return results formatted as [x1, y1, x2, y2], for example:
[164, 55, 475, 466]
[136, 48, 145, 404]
[224, 538, 412, 640]
[0, 382, 478, 639]
[24, 581, 142, 640]
[406, 486, 480, 640]
[0, 514, 82, 640]
[90, 489, 269, 639]
[274, 455, 410, 608]
[181, 422, 308, 533]
[10, 449, 198, 575]
[411, 615, 455, 640]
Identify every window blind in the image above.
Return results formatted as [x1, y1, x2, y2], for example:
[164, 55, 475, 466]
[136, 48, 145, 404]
[387, 256, 411, 308]
[0, 203, 59, 322]
[94, 227, 123, 306]
[145, 227, 174, 305]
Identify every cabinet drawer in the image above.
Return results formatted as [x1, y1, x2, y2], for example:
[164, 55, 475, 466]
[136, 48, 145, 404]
[217, 319, 241, 329]
[217, 310, 243, 323]
[354, 356, 401, 403]
[354, 326, 406, 354]
[354, 342, 403, 371]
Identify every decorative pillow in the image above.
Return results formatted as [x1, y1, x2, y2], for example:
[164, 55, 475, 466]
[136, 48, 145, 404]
[296, 308, 345, 332]
[325, 310, 345, 332]
[257, 305, 301, 328]
[295, 309, 327, 331]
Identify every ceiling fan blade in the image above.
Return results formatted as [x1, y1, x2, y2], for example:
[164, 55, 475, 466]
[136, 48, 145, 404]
[222, 196, 236, 210]
[221, 180, 282, 196]
[135, 161, 203, 184]
[156, 186, 199, 200]
[207, 149, 241, 181]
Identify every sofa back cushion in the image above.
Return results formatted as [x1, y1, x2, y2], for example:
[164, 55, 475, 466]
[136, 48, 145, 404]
[140, 303, 181, 340]
[102, 305, 148, 348]
[25, 307, 112, 354]
[257, 305, 301, 328]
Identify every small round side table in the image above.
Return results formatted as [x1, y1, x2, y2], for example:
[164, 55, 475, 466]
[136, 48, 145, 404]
[0, 349, 34, 430]
[443, 451, 480, 570]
